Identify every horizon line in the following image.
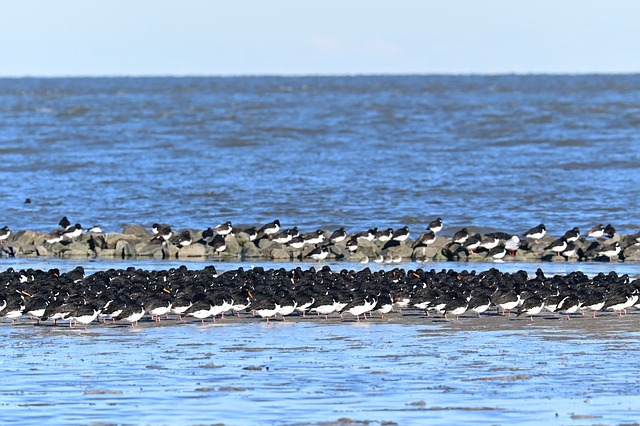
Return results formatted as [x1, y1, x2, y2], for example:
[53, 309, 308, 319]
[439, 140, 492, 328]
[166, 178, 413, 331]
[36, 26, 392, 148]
[1, 71, 640, 79]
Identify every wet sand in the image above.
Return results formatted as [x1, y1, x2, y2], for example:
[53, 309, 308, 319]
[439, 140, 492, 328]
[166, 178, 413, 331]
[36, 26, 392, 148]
[2, 310, 640, 425]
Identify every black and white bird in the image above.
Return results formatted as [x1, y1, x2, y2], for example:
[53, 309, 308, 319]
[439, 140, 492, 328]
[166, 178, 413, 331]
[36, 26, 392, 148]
[479, 234, 500, 250]
[63, 224, 83, 241]
[303, 230, 326, 246]
[597, 241, 620, 259]
[413, 231, 436, 247]
[58, 216, 71, 230]
[603, 224, 616, 238]
[562, 241, 577, 258]
[306, 245, 329, 261]
[427, 217, 443, 234]
[0, 226, 10, 245]
[345, 237, 359, 252]
[356, 229, 376, 241]
[329, 228, 347, 243]
[213, 221, 233, 236]
[517, 296, 545, 321]
[486, 245, 507, 260]
[259, 220, 281, 238]
[452, 228, 469, 244]
[561, 227, 580, 243]
[152, 223, 172, 240]
[375, 228, 394, 242]
[176, 230, 193, 247]
[545, 238, 567, 256]
[210, 234, 227, 253]
[392, 226, 410, 242]
[523, 224, 546, 243]
[586, 224, 605, 239]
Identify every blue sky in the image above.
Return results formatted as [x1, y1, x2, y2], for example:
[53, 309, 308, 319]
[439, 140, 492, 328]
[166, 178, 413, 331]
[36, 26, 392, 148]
[1, 0, 639, 76]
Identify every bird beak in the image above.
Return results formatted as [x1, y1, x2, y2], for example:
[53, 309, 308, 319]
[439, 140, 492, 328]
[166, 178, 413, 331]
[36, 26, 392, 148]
[21, 290, 32, 297]
[162, 287, 171, 294]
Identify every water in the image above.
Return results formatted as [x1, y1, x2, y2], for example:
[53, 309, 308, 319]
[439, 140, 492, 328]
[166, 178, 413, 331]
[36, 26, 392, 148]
[2, 75, 640, 424]
[2, 317, 639, 425]
[1, 75, 640, 237]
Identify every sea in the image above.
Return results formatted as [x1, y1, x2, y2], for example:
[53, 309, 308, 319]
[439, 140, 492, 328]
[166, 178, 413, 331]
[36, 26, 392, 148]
[1, 75, 639, 237]
[1, 75, 640, 425]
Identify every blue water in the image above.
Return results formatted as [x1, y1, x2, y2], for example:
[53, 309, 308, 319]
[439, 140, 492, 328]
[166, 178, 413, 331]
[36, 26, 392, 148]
[2, 75, 640, 425]
[1, 75, 640, 237]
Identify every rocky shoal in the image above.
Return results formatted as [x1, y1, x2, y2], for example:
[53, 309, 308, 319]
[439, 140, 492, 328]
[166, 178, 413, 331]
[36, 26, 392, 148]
[1, 224, 640, 263]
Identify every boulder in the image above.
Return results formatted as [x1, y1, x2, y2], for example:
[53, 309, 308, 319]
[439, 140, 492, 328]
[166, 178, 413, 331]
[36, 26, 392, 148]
[122, 224, 152, 238]
[270, 248, 291, 260]
[177, 244, 206, 258]
[59, 242, 90, 258]
[11, 230, 48, 246]
[115, 240, 136, 258]
[106, 233, 143, 249]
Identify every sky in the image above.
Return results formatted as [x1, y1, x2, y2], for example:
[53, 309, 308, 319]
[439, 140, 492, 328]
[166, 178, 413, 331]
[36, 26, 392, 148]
[1, 0, 639, 76]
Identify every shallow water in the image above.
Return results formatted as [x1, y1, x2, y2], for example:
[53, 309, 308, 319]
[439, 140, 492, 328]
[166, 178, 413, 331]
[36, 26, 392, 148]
[1, 75, 640, 236]
[2, 315, 639, 425]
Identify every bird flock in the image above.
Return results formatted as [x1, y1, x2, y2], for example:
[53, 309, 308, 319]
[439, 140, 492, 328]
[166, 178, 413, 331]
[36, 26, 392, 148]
[1, 263, 638, 329]
[2, 217, 638, 263]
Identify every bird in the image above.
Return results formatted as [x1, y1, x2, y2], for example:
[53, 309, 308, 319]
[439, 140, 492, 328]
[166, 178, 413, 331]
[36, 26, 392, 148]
[427, 218, 443, 234]
[517, 296, 545, 321]
[63, 224, 83, 241]
[213, 221, 233, 236]
[329, 228, 347, 243]
[586, 224, 605, 239]
[176, 230, 193, 247]
[479, 234, 500, 250]
[152, 223, 172, 240]
[561, 227, 580, 243]
[505, 235, 521, 256]
[306, 245, 329, 261]
[87, 225, 103, 233]
[303, 230, 326, 246]
[545, 238, 567, 256]
[452, 228, 469, 244]
[258, 220, 281, 239]
[345, 237, 359, 252]
[413, 231, 436, 247]
[486, 245, 506, 260]
[0, 226, 10, 245]
[115, 304, 146, 327]
[210, 234, 227, 253]
[392, 226, 410, 242]
[597, 241, 620, 259]
[462, 233, 482, 253]
[523, 224, 546, 243]
[603, 224, 616, 238]
[375, 228, 394, 242]
[562, 241, 577, 258]
[58, 216, 71, 230]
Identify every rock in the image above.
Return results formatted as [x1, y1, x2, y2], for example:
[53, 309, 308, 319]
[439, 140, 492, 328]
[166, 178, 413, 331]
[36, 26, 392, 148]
[137, 243, 166, 258]
[35, 245, 49, 256]
[623, 245, 640, 261]
[270, 248, 291, 260]
[97, 249, 117, 258]
[106, 233, 143, 249]
[59, 242, 90, 258]
[115, 240, 136, 258]
[122, 224, 152, 238]
[257, 238, 275, 250]
[242, 242, 264, 259]
[382, 244, 413, 259]
[11, 230, 48, 246]
[177, 244, 206, 258]
[224, 235, 242, 256]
